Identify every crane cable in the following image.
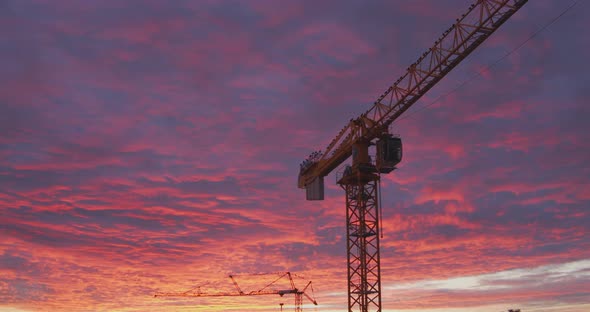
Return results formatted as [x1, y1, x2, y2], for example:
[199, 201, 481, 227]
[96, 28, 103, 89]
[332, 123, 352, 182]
[376, 0, 579, 242]
[378, 173, 384, 239]
[396, 0, 580, 123]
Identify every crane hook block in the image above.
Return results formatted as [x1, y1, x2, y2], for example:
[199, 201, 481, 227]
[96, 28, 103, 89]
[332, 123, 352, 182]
[376, 135, 402, 174]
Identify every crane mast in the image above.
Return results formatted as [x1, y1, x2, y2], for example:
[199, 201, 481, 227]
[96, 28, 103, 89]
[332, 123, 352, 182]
[297, 1, 528, 311]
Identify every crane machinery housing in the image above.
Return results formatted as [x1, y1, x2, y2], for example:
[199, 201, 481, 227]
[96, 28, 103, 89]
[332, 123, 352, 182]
[297, 1, 528, 311]
[154, 272, 317, 312]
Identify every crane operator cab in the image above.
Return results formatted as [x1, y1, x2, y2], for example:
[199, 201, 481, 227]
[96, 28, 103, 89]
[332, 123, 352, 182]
[376, 134, 402, 174]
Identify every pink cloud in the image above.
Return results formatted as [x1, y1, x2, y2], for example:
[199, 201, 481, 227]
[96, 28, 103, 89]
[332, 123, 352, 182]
[1, 0, 588, 311]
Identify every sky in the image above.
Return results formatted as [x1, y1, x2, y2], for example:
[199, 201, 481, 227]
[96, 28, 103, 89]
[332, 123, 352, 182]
[0, 0, 589, 311]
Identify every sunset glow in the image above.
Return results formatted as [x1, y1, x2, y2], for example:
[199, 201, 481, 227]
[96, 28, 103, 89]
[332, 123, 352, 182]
[1, 1, 588, 311]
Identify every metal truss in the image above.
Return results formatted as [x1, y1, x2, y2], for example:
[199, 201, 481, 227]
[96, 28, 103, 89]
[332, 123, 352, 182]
[340, 171, 381, 312]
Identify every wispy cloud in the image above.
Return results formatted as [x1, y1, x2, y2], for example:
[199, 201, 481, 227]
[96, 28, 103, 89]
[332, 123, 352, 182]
[0, 0, 588, 311]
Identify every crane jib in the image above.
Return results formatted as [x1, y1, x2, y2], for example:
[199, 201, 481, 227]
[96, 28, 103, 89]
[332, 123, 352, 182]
[298, 0, 528, 196]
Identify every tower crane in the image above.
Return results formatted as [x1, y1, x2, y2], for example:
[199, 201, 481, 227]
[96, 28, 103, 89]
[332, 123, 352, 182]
[154, 271, 317, 312]
[297, 1, 528, 311]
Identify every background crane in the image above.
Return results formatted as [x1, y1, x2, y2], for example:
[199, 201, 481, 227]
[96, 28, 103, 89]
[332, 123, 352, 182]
[297, 1, 528, 311]
[154, 271, 317, 312]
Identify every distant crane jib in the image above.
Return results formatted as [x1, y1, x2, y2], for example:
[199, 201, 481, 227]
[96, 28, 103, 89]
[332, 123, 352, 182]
[154, 272, 317, 310]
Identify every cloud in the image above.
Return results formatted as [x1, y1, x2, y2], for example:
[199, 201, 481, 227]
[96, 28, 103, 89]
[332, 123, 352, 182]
[383, 260, 590, 310]
[0, 0, 589, 311]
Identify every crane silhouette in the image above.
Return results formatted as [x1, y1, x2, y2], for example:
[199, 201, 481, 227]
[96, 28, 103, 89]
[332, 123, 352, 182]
[154, 271, 317, 312]
[297, 1, 528, 311]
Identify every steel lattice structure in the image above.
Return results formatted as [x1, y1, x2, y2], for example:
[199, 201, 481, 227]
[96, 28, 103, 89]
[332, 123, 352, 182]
[298, 1, 528, 311]
[340, 171, 381, 312]
[298, 0, 528, 189]
[154, 272, 317, 312]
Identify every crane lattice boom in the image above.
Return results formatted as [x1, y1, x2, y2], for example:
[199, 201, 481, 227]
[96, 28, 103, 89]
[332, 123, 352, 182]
[154, 272, 317, 312]
[298, 0, 528, 195]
